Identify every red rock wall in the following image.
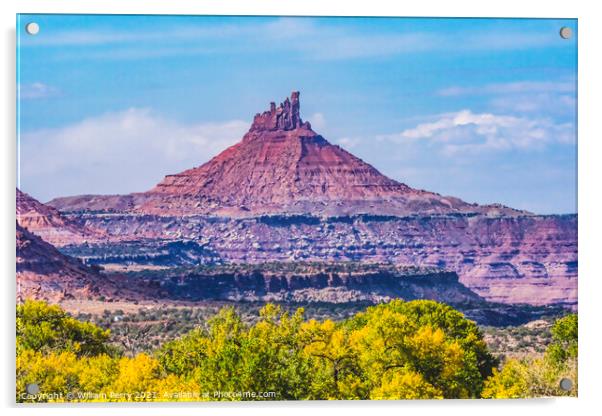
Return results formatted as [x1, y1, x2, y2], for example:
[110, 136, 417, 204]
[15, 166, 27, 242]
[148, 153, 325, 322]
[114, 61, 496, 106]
[69, 213, 577, 307]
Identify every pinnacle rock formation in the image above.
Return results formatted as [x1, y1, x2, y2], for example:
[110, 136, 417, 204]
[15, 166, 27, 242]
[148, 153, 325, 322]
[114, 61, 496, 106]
[250, 91, 308, 132]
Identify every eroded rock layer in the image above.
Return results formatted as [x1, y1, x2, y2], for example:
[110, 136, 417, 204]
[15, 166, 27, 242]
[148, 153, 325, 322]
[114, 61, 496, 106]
[17, 188, 104, 247]
[60, 212, 577, 307]
[16, 222, 119, 303]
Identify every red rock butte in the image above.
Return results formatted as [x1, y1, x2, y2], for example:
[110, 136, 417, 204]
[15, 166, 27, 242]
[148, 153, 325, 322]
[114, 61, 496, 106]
[48, 91, 526, 217]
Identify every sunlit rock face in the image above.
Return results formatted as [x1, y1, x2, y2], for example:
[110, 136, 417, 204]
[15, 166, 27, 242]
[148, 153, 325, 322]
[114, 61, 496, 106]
[16, 188, 105, 247]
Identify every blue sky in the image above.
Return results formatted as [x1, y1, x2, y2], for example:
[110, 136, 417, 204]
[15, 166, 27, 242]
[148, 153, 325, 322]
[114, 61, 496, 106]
[17, 15, 577, 214]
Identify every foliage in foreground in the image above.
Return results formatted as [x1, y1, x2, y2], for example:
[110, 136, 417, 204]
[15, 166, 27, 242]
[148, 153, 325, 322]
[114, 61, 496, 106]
[482, 313, 578, 398]
[16, 300, 576, 402]
[17, 300, 115, 357]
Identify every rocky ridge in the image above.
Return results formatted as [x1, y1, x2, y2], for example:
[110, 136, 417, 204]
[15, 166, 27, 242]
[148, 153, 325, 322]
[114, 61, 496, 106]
[16, 222, 121, 303]
[60, 212, 577, 307]
[133, 262, 484, 304]
[17, 188, 104, 246]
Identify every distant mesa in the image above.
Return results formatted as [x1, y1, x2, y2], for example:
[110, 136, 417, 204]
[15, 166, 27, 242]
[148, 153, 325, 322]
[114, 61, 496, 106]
[47, 91, 527, 218]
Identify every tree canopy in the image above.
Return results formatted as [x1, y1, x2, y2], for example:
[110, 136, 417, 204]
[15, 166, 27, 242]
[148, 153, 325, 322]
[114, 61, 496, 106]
[482, 313, 578, 398]
[16, 299, 575, 402]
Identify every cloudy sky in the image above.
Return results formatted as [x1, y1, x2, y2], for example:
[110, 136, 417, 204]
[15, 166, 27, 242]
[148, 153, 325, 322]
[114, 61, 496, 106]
[17, 15, 577, 214]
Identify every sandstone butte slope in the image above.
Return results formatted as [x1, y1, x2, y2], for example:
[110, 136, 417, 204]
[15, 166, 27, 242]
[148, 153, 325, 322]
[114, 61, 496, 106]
[16, 222, 124, 303]
[48, 92, 526, 218]
[17, 188, 104, 247]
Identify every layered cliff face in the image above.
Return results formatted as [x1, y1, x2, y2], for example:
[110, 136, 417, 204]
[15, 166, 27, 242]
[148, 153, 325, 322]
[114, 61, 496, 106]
[138, 262, 482, 304]
[140, 93, 413, 216]
[16, 222, 118, 302]
[16, 188, 104, 246]
[60, 213, 577, 307]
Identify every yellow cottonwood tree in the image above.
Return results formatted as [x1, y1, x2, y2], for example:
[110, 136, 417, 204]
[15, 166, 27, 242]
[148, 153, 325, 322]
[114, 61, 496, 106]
[17, 299, 500, 402]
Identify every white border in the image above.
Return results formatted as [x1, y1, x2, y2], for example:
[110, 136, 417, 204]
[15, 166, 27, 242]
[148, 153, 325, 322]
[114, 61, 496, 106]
[2, 1, 601, 415]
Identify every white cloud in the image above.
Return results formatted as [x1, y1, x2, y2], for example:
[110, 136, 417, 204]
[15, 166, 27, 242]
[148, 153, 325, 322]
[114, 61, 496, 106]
[379, 109, 574, 155]
[307, 112, 326, 130]
[265, 20, 563, 60]
[299, 32, 440, 60]
[336, 137, 361, 149]
[438, 81, 575, 97]
[437, 80, 576, 116]
[20, 24, 250, 47]
[22, 18, 566, 62]
[18, 109, 248, 201]
[489, 93, 576, 115]
[18, 82, 60, 99]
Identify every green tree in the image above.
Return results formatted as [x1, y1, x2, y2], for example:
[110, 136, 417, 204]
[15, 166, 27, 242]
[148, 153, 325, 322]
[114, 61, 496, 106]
[483, 313, 578, 398]
[17, 299, 500, 402]
[299, 318, 365, 399]
[238, 304, 313, 399]
[547, 313, 577, 365]
[158, 304, 314, 400]
[17, 300, 113, 357]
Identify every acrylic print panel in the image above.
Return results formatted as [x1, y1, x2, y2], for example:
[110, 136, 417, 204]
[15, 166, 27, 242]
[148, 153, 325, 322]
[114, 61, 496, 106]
[16, 14, 577, 402]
